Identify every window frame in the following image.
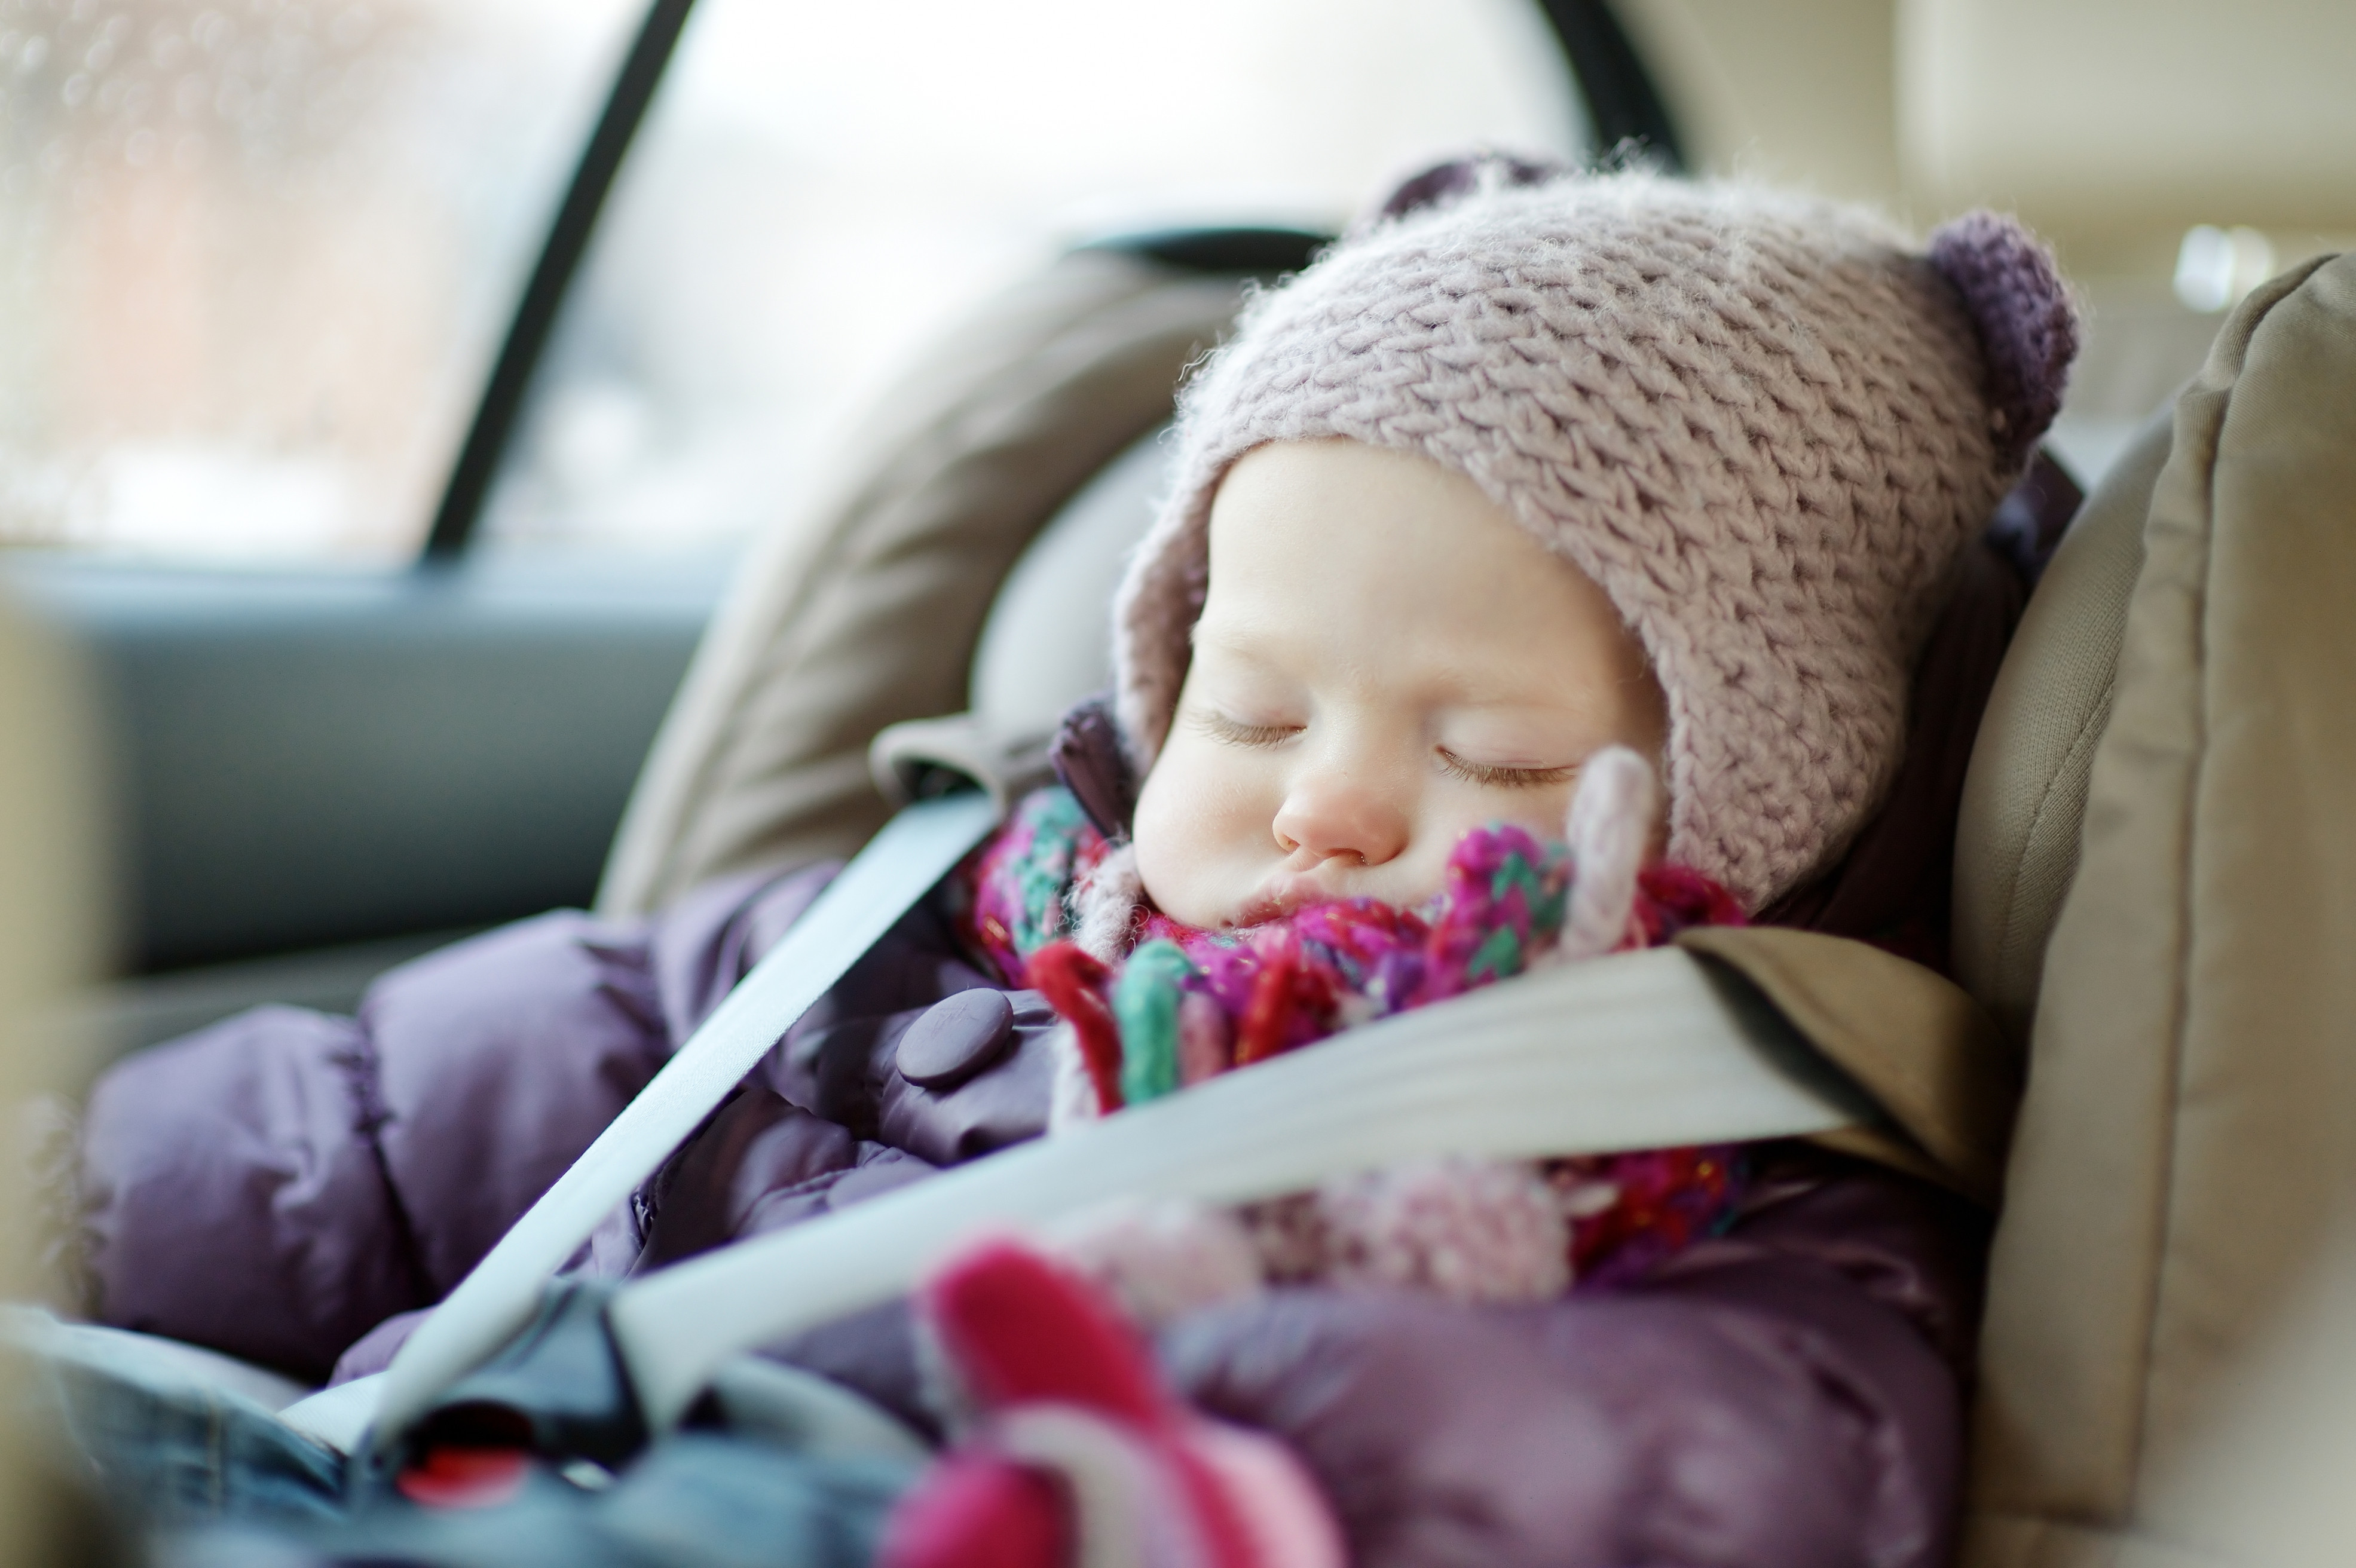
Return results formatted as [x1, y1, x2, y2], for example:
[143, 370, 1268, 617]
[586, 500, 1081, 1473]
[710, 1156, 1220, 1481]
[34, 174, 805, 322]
[413, 0, 1683, 562]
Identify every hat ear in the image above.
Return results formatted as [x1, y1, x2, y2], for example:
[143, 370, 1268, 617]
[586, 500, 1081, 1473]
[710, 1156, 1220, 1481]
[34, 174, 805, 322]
[1927, 210, 2080, 469]
[1366, 149, 1571, 230]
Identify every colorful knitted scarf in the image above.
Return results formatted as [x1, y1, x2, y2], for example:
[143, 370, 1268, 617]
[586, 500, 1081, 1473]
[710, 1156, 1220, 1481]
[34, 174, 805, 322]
[953, 785, 1752, 1294]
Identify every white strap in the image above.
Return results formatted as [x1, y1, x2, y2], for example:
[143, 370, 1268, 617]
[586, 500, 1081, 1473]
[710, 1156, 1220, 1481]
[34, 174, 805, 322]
[607, 944, 1874, 1429]
[369, 791, 1000, 1448]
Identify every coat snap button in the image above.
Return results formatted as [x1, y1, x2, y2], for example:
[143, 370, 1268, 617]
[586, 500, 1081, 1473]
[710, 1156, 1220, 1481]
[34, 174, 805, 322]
[895, 988, 1015, 1090]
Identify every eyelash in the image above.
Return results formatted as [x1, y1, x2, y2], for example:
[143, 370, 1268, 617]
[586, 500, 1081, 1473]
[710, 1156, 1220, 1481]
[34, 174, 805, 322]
[1438, 751, 1577, 790]
[1194, 710, 1299, 748]
[1198, 711, 1573, 788]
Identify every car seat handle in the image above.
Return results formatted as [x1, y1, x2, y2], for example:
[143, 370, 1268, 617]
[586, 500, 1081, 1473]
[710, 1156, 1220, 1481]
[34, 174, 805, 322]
[871, 712, 1057, 816]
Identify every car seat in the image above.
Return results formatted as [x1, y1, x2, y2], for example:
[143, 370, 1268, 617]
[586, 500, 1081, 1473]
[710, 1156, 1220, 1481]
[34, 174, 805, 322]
[593, 231, 2356, 1564]
[1956, 252, 2356, 1566]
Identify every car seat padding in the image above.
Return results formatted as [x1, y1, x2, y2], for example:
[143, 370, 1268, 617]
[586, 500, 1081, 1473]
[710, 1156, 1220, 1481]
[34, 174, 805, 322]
[1953, 413, 2166, 1045]
[597, 252, 1244, 917]
[1966, 252, 2356, 1566]
[966, 427, 1168, 741]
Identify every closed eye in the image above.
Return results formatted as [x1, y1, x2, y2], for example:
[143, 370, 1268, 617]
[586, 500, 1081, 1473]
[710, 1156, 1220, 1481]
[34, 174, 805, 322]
[1437, 749, 1577, 789]
[1192, 710, 1301, 748]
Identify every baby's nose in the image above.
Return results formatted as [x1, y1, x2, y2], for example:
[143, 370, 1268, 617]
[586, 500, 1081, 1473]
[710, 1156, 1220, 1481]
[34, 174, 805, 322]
[1272, 777, 1409, 869]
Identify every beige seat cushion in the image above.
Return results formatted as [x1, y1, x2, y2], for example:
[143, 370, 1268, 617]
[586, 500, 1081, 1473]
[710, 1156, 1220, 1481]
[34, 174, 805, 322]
[967, 427, 1170, 740]
[1965, 251, 2356, 1567]
[1952, 414, 2166, 1043]
[597, 252, 1242, 917]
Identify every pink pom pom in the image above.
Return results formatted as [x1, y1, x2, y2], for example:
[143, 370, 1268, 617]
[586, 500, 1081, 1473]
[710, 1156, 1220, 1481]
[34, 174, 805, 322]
[1050, 1198, 1265, 1328]
[1315, 1157, 1571, 1303]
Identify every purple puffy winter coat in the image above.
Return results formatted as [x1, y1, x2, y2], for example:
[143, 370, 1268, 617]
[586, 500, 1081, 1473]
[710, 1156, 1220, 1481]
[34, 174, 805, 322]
[77, 856, 1985, 1568]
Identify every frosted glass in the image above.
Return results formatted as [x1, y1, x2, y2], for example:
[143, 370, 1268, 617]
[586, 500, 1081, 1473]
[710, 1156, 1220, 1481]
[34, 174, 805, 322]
[0, 0, 640, 560]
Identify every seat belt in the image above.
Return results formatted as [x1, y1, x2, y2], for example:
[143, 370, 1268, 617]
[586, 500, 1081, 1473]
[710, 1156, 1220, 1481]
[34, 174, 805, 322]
[365, 786, 1002, 1448]
[605, 943, 1874, 1431]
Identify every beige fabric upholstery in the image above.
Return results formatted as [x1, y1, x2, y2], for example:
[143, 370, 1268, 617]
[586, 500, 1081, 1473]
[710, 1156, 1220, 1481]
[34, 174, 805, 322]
[1952, 415, 2167, 1043]
[1965, 252, 2356, 1566]
[1677, 926, 2015, 1205]
[968, 428, 1168, 740]
[598, 253, 1242, 916]
[0, 602, 103, 1564]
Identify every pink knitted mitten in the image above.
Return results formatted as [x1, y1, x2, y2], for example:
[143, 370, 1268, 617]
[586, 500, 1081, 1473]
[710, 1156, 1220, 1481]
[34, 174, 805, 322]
[878, 1237, 1344, 1568]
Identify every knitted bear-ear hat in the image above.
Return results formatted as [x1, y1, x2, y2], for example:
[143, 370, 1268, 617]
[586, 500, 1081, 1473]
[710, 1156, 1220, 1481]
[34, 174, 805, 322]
[1110, 165, 2077, 912]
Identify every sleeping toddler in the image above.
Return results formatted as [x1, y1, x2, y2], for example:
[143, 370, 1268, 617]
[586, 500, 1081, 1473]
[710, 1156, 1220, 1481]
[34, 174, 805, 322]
[865, 159, 2077, 1565]
[68, 158, 2077, 1567]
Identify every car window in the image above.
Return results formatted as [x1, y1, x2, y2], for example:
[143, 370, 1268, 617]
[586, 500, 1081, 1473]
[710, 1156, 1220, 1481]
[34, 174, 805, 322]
[0, 0, 642, 562]
[477, 0, 1587, 556]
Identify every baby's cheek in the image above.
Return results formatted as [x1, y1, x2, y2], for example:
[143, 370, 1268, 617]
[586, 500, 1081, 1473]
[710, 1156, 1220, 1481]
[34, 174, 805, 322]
[1132, 739, 1271, 926]
[1505, 785, 1584, 844]
[1434, 783, 1578, 860]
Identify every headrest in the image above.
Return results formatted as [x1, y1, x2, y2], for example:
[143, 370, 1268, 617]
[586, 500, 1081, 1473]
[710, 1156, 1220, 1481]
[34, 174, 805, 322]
[968, 429, 1168, 740]
[1951, 412, 2170, 1042]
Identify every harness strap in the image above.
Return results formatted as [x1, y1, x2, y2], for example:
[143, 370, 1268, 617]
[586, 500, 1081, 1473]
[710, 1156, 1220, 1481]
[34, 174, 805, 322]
[351, 719, 1888, 1454]
[367, 789, 1001, 1450]
[607, 943, 1875, 1429]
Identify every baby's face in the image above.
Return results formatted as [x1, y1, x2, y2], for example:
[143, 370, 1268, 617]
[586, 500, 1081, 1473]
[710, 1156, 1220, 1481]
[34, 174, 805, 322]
[1133, 439, 1668, 929]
